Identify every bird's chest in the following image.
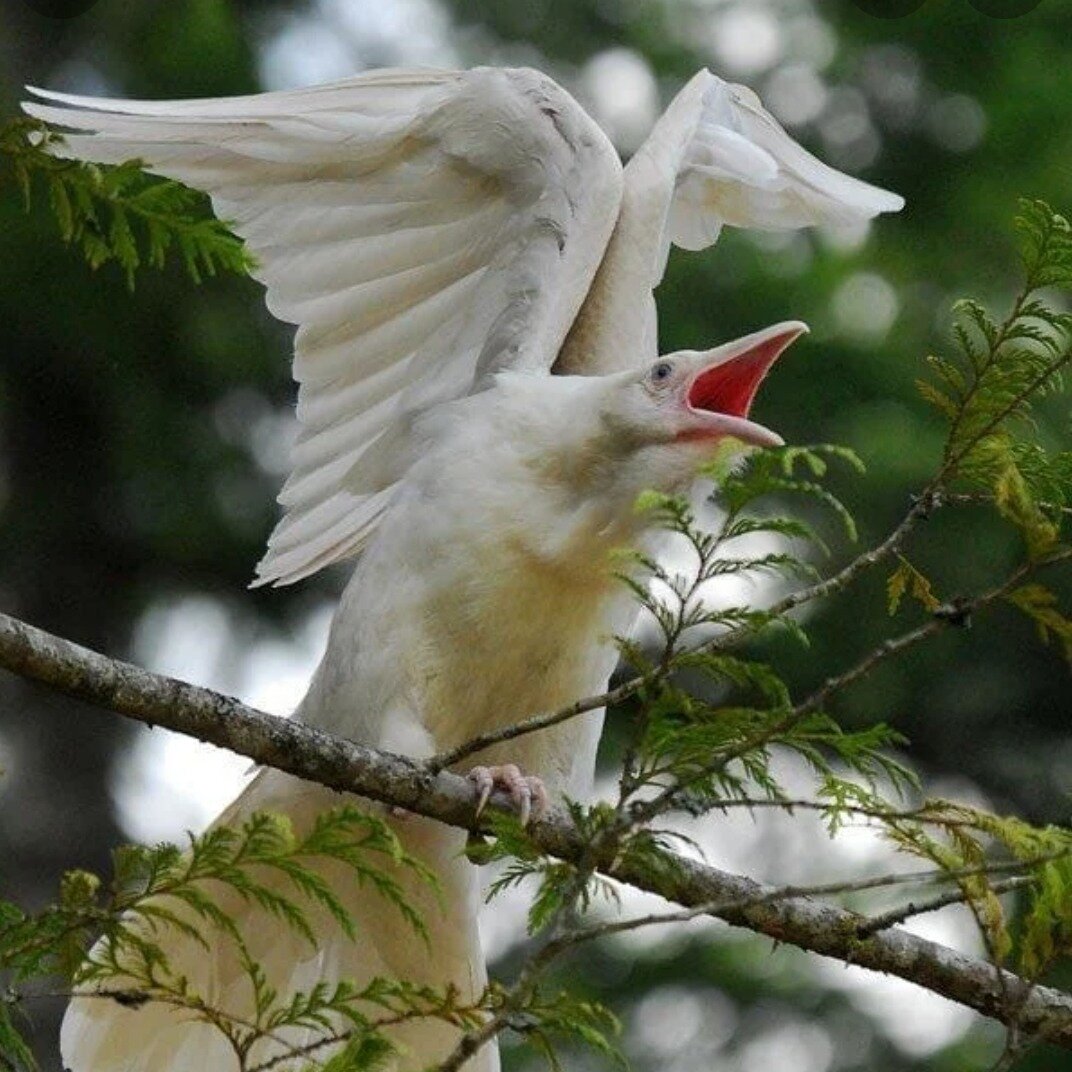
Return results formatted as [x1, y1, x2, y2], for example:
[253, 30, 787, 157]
[346, 469, 637, 784]
[409, 528, 625, 754]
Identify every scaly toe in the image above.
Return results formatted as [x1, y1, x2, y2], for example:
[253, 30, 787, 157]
[468, 765, 496, 817]
[465, 764, 548, 826]
[528, 777, 550, 823]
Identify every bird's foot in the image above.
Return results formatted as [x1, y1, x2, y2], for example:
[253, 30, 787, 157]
[468, 764, 549, 826]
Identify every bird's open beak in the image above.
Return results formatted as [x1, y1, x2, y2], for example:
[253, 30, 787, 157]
[683, 320, 808, 448]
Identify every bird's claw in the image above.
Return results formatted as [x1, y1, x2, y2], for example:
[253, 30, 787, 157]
[467, 764, 549, 826]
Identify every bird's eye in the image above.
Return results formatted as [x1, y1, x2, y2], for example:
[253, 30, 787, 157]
[650, 361, 673, 384]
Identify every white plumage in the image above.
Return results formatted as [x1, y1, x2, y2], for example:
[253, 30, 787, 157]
[25, 65, 902, 1071]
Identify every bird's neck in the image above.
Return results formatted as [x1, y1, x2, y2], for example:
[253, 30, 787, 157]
[475, 375, 657, 568]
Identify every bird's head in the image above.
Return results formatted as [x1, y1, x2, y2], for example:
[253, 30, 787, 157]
[595, 320, 807, 496]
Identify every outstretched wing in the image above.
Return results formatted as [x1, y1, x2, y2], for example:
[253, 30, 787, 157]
[666, 70, 904, 251]
[25, 68, 622, 585]
[557, 69, 903, 376]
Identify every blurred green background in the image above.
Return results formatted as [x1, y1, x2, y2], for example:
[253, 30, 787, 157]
[1, 0, 1070, 1069]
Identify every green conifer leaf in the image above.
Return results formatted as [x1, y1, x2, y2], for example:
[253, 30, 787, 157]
[886, 555, 940, 615]
[995, 463, 1060, 559]
[1006, 583, 1072, 663]
[886, 559, 910, 615]
[1, 117, 253, 287]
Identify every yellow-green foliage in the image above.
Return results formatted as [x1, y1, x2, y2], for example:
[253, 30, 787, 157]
[912, 200, 1072, 660]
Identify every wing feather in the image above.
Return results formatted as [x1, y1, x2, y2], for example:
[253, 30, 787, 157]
[292, 281, 478, 389]
[256, 205, 509, 298]
[667, 73, 904, 251]
[25, 68, 623, 585]
[267, 242, 492, 330]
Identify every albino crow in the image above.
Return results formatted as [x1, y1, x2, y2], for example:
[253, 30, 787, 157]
[25, 65, 902, 1071]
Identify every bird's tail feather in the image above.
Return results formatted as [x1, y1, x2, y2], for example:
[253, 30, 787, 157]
[61, 769, 497, 1072]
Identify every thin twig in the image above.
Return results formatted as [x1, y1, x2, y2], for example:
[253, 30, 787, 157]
[427, 676, 643, 772]
[947, 492, 1072, 518]
[706, 488, 939, 653]
[857, 876, 1037, 937]
[539, 859, 1060, 951]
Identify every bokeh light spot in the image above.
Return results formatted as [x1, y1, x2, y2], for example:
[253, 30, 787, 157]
[707, 4, 784, 75]
[927, 94, 987, 153]
[832, 272, 899, 342]
[581, 48, 659, 153]
[763, 63, 828, 127]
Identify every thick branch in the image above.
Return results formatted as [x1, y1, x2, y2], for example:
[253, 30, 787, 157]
[2, 609, 1072, 1048]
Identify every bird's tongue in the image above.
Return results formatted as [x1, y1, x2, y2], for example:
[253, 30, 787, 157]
[686, 332, 792, 419]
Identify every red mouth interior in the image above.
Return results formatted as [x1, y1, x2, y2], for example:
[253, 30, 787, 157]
[687, 335, 792, 418]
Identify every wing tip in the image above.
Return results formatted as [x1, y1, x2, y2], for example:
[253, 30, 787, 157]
[880, 189, 907, 214]
[843, 182, 906, 221]
[251, 549, 308, 588]
[252, 493, 387, 588]
[23, 84, 109, 112]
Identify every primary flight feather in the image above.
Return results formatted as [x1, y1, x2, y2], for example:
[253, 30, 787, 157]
[25, 65, 902, 1071]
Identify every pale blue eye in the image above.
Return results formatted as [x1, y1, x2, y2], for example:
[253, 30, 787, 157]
[651, 361, 673, 383]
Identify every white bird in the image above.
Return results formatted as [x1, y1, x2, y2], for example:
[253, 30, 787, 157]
[25, 65, 902, 1072]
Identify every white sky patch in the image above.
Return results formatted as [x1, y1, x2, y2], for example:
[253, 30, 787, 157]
[859, 45, 923, 127]
[628, 985, 739, 1067]
[113, 724, 258, 844]
[704, 3, 784, 77]
[818, 218, 872, 255]
[818, 84, 879, 171]
[782, 12, 838, 71]
[737, 1019, 835, 1072]
[214, 389, 297, 480]
[258, 18, 360, 88]
[322, 0, 458, 67]
[707, 4, 784, 75]
[832, 271, 899, 343]
[747, 229, 814, 277]
[580, 48, 659, 153]
[812, 912, 980, 1056]
[130, 594, 242, 693]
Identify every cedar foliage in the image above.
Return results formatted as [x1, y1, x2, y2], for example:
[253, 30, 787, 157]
[0, 118, 252, 286]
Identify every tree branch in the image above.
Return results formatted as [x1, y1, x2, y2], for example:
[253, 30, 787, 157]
[2, 608, 1072, 1048]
